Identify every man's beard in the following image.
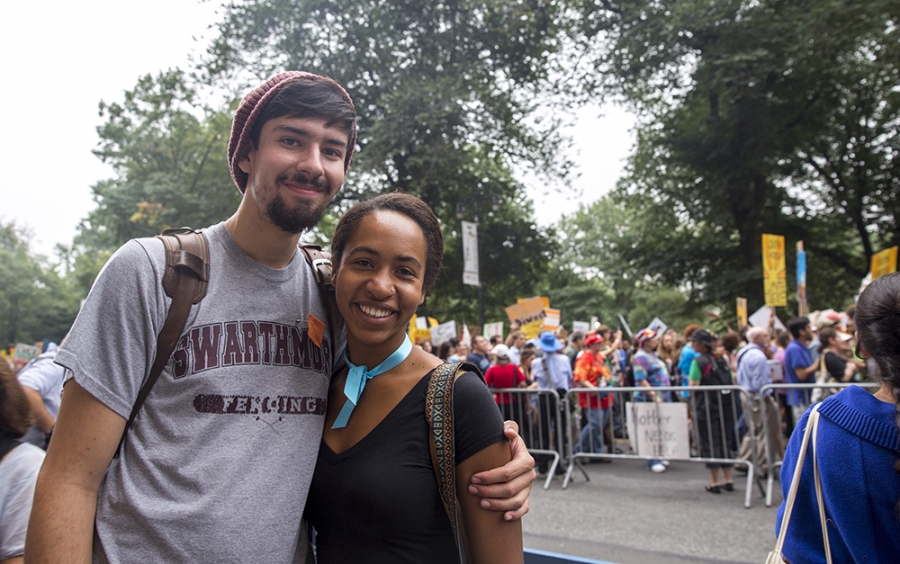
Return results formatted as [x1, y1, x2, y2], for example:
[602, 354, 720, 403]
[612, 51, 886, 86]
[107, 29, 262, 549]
[263, 173, 331, 234]
[265, 193, 326, 234]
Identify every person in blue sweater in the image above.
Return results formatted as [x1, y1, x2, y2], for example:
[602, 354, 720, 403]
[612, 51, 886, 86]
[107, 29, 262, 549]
[776, 271, 900, 563]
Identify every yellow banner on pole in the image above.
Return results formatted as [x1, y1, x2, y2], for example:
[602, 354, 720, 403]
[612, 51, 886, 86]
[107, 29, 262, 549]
[762, 234, 787, 307]
[871, 246, 898, 280]
[736, 298, 748, 328]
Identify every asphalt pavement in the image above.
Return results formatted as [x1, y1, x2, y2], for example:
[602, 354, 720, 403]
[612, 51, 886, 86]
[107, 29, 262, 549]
[522, 457, 784, 564]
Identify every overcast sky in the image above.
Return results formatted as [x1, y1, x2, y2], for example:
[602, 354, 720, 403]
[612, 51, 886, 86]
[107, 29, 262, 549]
[2, 1, 635, 258]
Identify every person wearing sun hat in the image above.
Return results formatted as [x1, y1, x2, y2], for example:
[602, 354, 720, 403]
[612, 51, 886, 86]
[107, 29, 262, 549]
[632, 328, 673, 473]
[531, 331, 574, 475]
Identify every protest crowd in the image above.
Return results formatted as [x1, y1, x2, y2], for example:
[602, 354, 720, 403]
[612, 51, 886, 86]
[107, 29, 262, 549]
[422, 300, 875, 494]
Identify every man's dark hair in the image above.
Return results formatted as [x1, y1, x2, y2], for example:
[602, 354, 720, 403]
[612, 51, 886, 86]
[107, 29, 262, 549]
[570, 331, 585, 344]
[249, 78, 357, 151]
[787, 317, 810, 339]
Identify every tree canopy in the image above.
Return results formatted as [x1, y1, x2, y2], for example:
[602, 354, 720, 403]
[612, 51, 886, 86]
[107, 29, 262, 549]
[32, 0, 895, 339]
[0, 222, 79, 345]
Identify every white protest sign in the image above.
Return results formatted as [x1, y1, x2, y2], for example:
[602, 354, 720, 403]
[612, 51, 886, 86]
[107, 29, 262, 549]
[647, 317, 668, 335]
[430, 321, 457, 346]
[748, 305, 786, 332]
[625, 402, 690, 460]
[572, 321, 590, 333]
[484, 322, 504, 339]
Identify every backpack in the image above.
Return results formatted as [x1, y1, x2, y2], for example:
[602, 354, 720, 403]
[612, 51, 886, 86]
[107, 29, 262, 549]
[115, 228, 343, 457]
[701, 356, 733, 387]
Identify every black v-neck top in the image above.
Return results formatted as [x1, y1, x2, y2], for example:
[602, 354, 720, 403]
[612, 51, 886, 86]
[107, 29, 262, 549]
[305, 369, 504, 563]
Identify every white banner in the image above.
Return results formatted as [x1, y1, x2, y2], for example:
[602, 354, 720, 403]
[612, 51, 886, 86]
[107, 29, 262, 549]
[625, 402, 690, 460]
[647, 317, 668, 335]
[430, 321, 457, 346]
[462, 220, 480, 286]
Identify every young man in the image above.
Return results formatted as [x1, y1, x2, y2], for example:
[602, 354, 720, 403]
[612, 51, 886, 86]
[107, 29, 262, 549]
[468, 334, 492, 372]
[783, 316, 819, 424]
[26, 72, 533, 564]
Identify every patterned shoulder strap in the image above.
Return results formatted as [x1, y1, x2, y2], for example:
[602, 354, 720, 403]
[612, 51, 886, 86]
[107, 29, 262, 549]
[425, 361, 484, 563]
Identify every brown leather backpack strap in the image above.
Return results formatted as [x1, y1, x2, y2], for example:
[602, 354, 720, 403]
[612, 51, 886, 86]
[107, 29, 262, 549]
[425, 362, 483, 563]
[115, 229, 209, 458]
[299, 243, 345, 365]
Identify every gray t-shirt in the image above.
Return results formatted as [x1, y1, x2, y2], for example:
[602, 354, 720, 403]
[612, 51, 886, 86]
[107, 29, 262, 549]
[55, 222, 337, 563]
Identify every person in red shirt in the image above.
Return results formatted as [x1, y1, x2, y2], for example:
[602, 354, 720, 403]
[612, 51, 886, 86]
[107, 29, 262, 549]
[574, 333, 613, 455]
[484, 344, 527, 426]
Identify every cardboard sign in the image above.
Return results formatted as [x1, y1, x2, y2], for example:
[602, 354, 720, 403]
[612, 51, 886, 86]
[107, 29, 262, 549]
[484, 322, 504, 339]
[572, 321, 590, 333]
[521, 320, 544, 340]
[13, 343, 40, 361]
[646, 317, 667, 336]
[748, 305, 786, 332]
[871, 246, 898, 280]
[541, 308, 560, 332]
[505, 296, 546, 325]
[430, 321, 457, 346]
[625, 401, 690, 460]
[736, 298, 748, 328]
[762, 234, 787, 307]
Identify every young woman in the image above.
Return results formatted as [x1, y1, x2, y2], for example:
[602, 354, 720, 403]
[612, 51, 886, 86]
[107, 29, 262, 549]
[305, 194, 523, 563]
[436, 339, 457, 362]
[776, 272, 900, 562]
[656, 330, 678, 375]
[817, 326, 858, 383]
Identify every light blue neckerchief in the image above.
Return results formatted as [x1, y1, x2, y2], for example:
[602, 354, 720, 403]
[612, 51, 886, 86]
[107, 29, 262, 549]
[331, 334, 414, 429]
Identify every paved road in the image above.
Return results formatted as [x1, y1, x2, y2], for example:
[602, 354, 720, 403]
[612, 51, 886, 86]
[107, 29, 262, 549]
[522, 457, 784, 564]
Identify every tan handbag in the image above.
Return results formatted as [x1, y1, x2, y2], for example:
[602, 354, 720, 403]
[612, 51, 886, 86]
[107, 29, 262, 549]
[767, 403, 831, 564]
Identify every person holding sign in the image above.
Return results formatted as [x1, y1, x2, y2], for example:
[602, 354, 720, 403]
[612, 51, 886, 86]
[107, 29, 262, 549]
[632, 329, 672, 473]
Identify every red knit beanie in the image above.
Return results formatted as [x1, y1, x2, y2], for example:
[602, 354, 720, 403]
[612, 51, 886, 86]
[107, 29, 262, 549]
[228, 71, 357, 193]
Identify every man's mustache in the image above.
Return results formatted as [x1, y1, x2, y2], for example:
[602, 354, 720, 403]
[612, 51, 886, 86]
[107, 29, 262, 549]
[279, 173, 328, 191]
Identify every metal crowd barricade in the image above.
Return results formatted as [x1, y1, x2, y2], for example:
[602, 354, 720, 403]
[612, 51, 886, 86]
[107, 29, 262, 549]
[757, 381, 878, 507]
[490, 387, 567, 490]
[560, 385, 758, 508]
